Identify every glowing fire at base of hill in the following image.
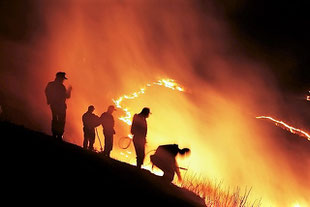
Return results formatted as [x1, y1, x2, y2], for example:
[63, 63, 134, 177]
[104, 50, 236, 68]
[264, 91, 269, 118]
[256, 116, 310, 141]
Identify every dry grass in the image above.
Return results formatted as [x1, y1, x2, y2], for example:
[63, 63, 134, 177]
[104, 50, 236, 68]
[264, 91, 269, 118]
[180, 174, 262, 207]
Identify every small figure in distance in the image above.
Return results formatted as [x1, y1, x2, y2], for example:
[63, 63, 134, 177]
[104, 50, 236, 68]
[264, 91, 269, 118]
[45, 72, 72, 140]
[100, 105, 116, 157]
[150, 144, 190, 183]
[82, 105, 101, 151]
[131, 107, 151, 169]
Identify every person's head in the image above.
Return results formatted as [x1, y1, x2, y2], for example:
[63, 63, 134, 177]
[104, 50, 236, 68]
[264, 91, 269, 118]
[179, 148, 191, 156]
[55, 72, 68, 83]
[87, 105, 95, 113]
[107, 105, 116, 114]
[139, 107, 151, 118]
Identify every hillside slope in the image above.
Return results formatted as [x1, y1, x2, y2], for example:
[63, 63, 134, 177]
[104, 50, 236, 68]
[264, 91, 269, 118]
[1, 121, 205, 206]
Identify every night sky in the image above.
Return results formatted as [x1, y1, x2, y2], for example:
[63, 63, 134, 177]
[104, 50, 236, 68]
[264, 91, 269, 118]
[214, 0, 310, 93]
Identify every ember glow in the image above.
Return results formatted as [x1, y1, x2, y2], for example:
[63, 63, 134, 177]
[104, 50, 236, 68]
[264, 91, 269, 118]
[113, 78, 184, 126]
[256, 116, 310, 141]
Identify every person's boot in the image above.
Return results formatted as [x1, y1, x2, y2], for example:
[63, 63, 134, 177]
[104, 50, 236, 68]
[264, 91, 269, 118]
[106, 151, 111, 158]
[57, 134, 63, 141]
[136, 158, 142, 169]
[52, 131, 57, 139]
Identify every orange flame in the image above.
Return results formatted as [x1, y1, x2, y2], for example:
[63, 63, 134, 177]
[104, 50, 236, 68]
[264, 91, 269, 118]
[113, 78, 185, 168]
[112, 78, 185, 126]
[256, 116, 310, 141]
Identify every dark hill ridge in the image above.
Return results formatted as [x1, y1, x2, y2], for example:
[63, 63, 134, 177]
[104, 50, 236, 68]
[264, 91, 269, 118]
[1, 121, 205, 206]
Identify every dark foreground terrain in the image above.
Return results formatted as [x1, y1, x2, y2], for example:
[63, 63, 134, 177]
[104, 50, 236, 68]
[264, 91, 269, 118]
[1, 121, 205, 206]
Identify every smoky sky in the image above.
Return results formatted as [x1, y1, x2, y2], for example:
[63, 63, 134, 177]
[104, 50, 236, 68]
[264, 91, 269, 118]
[1, 0, 309, 86]
[0, 0, 309, 125]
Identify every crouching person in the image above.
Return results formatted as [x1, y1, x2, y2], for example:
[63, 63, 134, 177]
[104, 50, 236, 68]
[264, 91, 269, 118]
[150, 144, 190, 183]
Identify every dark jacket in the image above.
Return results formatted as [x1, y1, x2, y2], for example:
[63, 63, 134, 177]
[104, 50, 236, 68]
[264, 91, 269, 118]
[45, 81, 69, 106]
[82, 112, 101, 130]
[131, 114, 147, 138]
[155, 144, 181, 158]
[101, 112, 115, 134]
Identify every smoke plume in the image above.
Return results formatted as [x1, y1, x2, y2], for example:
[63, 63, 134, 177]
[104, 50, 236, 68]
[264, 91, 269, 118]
[0, 0, 309, 206]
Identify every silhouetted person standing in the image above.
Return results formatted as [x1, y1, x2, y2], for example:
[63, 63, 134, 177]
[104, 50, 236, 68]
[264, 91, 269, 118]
[150, 144, 190, 183]
[100, 105, 116, 157]
[131, 107, 150, 169]
[82, 105, 101, 150]
[45, 72, 72, 140]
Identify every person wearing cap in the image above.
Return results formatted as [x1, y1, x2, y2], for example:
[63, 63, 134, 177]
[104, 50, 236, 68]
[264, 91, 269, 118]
[45, 72, 72, 140]
[130, 107, 151, 169]
[82, 105, 101, 150]
[150, 144, 190, 183]
[100, 105, 116, 157]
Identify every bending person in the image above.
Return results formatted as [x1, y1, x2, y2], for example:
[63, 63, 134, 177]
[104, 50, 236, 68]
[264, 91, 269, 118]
[150, 144, 190, 183]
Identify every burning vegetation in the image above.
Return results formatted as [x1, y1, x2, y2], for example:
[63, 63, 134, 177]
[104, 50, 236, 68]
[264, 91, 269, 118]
[113, 78, 184, 126]
[0, 0, 309, 206]
[256, 116, 310, 141]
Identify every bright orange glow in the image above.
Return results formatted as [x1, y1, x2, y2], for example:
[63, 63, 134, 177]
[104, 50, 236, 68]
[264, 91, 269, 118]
[114, 79, 185, 169]
[113, 78, 185, 126]
[256, 116, 310, 141]
[21, 1, 309, 206]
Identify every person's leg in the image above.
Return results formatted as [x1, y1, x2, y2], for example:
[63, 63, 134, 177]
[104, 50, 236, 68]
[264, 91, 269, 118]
[109, 134, 114, 156]
[133, 139, 141, 168]
[51, 105, 66, 140]
[137, 148, 143, 168]
[88, 131, 95, 151]
[140, 141, 145, 167]
[103, 133, 108, 156]
[151, 156, 174, 182]
[57, 107, 66, 140]
[83, 135, 88, 149]
[50, 106, 58, 138]
[163, 169, 175, 183]
[83, 127, 89, 149]
[133, 138, 145, 169]
[104, 132, 113, 157]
